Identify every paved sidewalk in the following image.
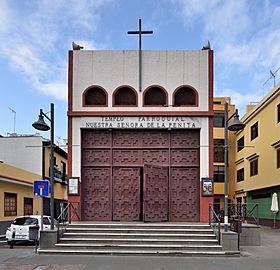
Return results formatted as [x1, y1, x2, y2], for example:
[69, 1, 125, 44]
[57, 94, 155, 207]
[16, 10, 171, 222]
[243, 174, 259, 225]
[0, 226, 280, 270]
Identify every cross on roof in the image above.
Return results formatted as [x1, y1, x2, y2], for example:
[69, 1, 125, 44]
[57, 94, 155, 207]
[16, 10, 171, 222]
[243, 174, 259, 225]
[128, 19, 153, 92]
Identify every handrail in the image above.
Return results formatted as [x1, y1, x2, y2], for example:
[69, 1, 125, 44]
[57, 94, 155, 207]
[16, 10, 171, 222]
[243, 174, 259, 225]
[57, 202, 81, 223]
[57, 202, 80, 242]
[209, 203, 259, 225]
[208, 203, 221, 245]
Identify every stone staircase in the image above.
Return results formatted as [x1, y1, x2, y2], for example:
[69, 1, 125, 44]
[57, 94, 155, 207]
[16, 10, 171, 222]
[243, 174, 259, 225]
[38, 222, 239, 256]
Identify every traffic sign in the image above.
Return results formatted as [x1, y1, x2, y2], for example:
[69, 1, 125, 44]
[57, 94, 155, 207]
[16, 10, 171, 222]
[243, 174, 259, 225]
[34, 180, 49, 196]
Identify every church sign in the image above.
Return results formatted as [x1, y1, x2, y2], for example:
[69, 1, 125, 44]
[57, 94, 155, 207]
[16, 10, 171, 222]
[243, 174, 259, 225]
[82, 116, 201, 129]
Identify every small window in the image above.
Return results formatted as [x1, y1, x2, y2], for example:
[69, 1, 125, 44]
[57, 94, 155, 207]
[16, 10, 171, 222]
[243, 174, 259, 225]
[251, 122, 258, 141]
[24, 198, 33, 215]
[214, 101, 222, 105]
[237, 136, 244, 152]
[114, 86, 137, 106]
[84, 86, 107, 106]
[237, 168, 244, 182]
[13, 217, 38, 225]
[144, 86, 167, 106]
[214, 139, 224, 162]
[214, 113, 225, 127]
[173, 86, 197, 106]
[250, 159, 258, 176]
[277, 104, 280, 123]
[4, 193, 17, 216]
[43, 217, 51, 225]
[277, 149, 280, 169]
[213, 166, 224, 182]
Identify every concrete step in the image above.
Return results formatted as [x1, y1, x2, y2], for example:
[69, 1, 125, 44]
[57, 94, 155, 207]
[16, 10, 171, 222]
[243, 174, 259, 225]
[58, 237, 218, 245]
[54, 243, 222, 251]
[62, 232, 216, 239]
[65, 228, 214, 234]
[38, 248, 239, 257]
[68, 223, 211, 230]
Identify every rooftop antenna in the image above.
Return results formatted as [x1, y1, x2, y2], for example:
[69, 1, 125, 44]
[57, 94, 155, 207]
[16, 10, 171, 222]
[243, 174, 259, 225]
[263, 67, 280, 88]
[8, 107, 16, 134]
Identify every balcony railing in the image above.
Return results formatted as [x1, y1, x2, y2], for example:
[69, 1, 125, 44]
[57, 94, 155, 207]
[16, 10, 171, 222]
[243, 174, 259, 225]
[49, 167, 67, 184]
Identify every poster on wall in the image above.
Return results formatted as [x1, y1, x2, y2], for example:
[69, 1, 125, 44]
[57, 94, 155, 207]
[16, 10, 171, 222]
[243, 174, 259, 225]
[68, 177, 79, 195]
[202, 178, 214, 196]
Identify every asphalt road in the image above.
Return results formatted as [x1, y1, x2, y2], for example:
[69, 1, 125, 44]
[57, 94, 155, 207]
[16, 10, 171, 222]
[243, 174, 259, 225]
[0, 226, 280, 270]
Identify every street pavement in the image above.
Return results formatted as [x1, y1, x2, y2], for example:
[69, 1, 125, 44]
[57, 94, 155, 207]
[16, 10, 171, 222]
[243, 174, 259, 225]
[0, 226, 280, 270]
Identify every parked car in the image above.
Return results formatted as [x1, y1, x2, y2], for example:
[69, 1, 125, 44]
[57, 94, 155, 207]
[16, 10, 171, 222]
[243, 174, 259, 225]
[6, 215, 57, 245]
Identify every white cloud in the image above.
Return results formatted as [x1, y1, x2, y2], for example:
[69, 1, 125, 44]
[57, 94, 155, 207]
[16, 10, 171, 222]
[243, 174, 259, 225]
[169, 0, 280, 97]
[217, 88, 264, 116]
[0, 1, 112, 101]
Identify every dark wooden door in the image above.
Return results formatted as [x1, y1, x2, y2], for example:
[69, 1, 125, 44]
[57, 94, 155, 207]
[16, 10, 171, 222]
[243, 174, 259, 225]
[113, 167, 141, 221]
[143, 164, 169, 222]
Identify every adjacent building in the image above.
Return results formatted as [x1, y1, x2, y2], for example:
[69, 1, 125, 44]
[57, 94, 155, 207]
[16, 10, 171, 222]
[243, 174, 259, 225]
[232, 84, 280, 226]
[213, 97, 236, 212]
[0, 135, 68, 224]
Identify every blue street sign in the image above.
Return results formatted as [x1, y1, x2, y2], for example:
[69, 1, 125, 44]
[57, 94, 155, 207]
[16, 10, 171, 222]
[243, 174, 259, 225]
[34, 180, 49, 197]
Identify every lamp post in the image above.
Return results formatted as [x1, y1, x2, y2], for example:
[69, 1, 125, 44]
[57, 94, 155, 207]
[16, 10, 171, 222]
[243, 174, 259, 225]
[224, 102, 245, 232]
[32, 103, 55, 230]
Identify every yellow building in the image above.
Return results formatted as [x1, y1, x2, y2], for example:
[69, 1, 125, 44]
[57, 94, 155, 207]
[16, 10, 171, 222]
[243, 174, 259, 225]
[0, 135, 68, 233]
[232, 84, 280, 226]
[213, 97, 236, 212]
[0, 162, 41, 234]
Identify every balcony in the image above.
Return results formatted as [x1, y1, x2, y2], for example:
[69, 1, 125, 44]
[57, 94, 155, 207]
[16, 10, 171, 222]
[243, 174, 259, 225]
[49, 167, 67, 185]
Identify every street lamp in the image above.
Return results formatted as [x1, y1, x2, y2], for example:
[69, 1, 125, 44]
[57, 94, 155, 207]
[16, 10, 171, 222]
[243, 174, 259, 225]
[224, 102, 245, 232]
[32, 103, 55, 230]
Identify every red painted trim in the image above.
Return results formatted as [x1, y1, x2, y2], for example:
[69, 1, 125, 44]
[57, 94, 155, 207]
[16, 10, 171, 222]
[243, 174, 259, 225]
[209, 117, 214, 179]
[112, 85, 138, 107]
[82, 85, 108, 107]
[68, 111, 214, 117]
[208, 50, 214, 113]
[172, 85, 199, 107]
[142, 85, 168, 107]
[68, 51, 73, 113]
[68, 116, 73, 178]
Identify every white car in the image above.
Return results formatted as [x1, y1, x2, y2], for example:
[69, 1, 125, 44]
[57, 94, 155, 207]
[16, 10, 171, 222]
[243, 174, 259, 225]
[6, 215, 57, 245]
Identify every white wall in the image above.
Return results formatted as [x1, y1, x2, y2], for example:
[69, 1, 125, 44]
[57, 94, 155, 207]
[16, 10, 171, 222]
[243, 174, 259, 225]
[0, 136, 43, 175]
[72, 50, 209, 112]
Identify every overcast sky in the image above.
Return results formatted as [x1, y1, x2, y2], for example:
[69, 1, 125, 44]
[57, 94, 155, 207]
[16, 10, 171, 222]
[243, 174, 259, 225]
[0, 0, 279, 140]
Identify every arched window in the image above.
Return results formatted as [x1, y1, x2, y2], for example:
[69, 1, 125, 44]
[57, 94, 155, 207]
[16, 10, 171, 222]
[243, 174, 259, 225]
[143, 86, 167, 106]
[113, 86, 137, 106]
[173, 86, 198, 106]
[83, 86, 108, 106]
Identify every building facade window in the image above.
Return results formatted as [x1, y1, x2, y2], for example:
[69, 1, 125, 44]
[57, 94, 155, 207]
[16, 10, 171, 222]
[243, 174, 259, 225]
[173, 86, 197, 106]
[83, 86, 108, 106]
[237, 136, 244, 152]
[277, 149, 280, 169]
[214, 113, 225, 127]
[4, 192, 17, 216]
[143, 86, 167, 106]
[24, 198, 33, 215]
[277, 104, 280, 123]
[250, 159, 258, 176]
[251, 122, 258, 141]
[213, 166, 224, 182]
[114, 86, 137, 106]
[214, 139, 224, 162]
[237, 168, 244, 182]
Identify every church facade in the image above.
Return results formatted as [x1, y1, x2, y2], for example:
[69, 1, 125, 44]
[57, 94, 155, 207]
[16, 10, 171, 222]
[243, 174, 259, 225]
[68, 50, 214, 222]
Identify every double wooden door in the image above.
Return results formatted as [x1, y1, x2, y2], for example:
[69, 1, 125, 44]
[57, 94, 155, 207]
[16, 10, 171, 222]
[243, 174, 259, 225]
[81, 129, 200, 222]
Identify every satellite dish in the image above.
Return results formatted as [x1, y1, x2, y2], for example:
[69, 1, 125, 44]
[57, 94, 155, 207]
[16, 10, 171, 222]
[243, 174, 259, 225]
[202, 40, 211, 50]
[72, 42, 84, 50]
